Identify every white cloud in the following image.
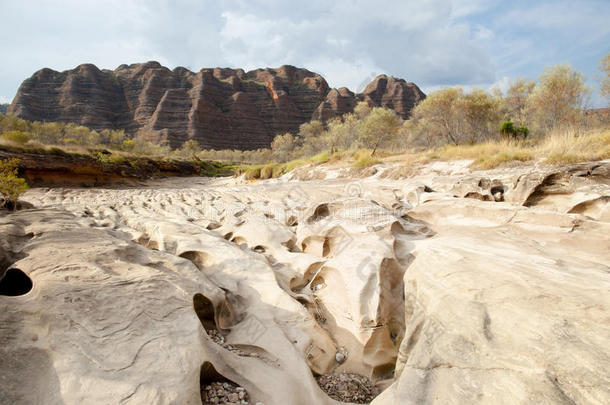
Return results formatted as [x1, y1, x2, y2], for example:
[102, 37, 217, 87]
[216, 0, 495, 89]
[474, 25, 495, 41]
[490, 76, 512, 95]
[304, 56, 383, 93]
[450, 0, 498, 18]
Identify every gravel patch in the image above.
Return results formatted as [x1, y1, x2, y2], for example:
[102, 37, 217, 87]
[316, 372, 380, 403]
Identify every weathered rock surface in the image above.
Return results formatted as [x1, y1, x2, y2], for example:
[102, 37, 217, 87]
[312, 75, 426, 121]
[312, 88, 357, 122]
[8, 63, 425, 149]
[1, 160, 608, 404]
[358, 75, 426, 119]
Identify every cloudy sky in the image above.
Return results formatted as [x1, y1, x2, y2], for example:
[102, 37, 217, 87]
[1, 0, 609, 106]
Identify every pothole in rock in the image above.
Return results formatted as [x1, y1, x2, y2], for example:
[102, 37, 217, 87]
[201, 381, 251, 405]
[200, 361, 254, 405]
[0, 268, 33, 296]
[316, 372, 381, 404]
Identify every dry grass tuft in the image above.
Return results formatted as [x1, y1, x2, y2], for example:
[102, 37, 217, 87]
[353, 155, 382, 169]
[424, 129, 609, 169]
[537, 129, 610, 164]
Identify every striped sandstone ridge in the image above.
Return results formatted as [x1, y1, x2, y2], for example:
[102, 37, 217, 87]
[8, 63, 425, 149]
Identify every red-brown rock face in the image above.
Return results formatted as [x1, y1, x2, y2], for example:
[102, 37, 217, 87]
[358, 74, 427, 119]
[8, 63, 425, 149]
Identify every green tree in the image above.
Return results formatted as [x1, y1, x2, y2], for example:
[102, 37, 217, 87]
[408, 87, 503, 146]
[63, 123, 100, 145]
[100, 129, 126, 146]
[179, 139, 201, 159]
[325, 113, 360, 151]
[37, 122, 63, 144]
[599, 53, 610, 104]
[270, 132, 296, 162]
[0, 158, 29, 210]
[456, 88, 502, 143]
[358, 107, 401, 155]
[504, 78, 535, 125]
[297, 120, 325, 156]
[408, 87, 463, 145]
[354, 101, 372, 119]
[528, 64, 590, 132]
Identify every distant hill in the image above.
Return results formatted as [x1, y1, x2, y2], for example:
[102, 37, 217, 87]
[7, 62, 425, 150]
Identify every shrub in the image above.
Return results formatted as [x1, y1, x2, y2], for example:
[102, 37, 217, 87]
[516, 126, 529, 139]
[2, 130, 31, 143]
[499, 121, 516, 139]
[121, 140, 136, 151]
[0, 158, 29, 209]
[259, 164, 275, 179]
[108, 154, 126, 164]
[95, 152, 110, 163]
[353, 155, 381, 169]
[244, 166, 262, 180]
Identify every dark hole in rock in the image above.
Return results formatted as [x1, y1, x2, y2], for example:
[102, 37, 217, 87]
[477, 178, 492, 189]
[464, 192, 493, 201]
[282, 238, 300, 253]
[231, 236, 247, 246]
[295, 296, 310, 305]
[223, 232, 233, 240]
[193, 293, 216, 330]
[290, 262, 323, 291]
[181, 251, 209, 271]
[322, 238, 330, 257]
[0, 268, 33, 296]
[308, 204, 330, 223]
[490, 185, 505, 195]
[372, 363, 396, 381]
[423, 185, 434, 193]
[200, 361, 232, 385]
[0, 200, 34, 211]
[200, 362, 250, 404]
[286, 215, 298, 226]
[252, 245, 265, 253]
[206, 222, 221, 230]
[137, 234, 159, 250]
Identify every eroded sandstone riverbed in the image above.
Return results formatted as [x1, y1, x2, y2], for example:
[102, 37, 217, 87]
[1, 161, 609, 404]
